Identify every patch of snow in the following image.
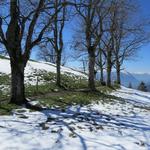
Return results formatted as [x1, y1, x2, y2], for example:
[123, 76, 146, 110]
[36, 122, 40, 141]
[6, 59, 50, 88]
[112, 86, 150, 107]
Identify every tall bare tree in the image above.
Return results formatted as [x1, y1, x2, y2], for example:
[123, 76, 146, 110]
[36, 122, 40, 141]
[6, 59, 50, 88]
[45, 0, 67, 87]
[112, 0, 149, 85]
[96, 44, 106, 85]
[73, 0, 108, 91]
[100, 0, 117, 87]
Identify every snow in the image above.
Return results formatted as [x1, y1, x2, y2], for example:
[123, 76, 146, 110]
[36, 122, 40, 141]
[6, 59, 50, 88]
[112, 86, 150, 107]
[0, 58, 11, 74]
[0, 87, 150, 150]
[0, 57, 87, 78]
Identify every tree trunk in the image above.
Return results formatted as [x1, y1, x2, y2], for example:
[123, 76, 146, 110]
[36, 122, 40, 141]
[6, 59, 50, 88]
[56, 52, 61, 87]
[116, 59, 121, 85]
[88, 48, 96, 91]
[100, 67, 104, 84]
[107, 50, 112, 87]
[99, 49, 104, 84]
[10, 60, 26, 105]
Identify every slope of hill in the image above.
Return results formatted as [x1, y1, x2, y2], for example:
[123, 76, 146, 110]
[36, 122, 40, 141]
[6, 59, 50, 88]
[0, 56, 88, 95]
[0, 56, 87, 78]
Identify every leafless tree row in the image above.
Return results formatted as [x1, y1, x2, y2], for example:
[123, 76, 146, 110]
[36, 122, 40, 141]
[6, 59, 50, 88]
[72, 0, 149, 88]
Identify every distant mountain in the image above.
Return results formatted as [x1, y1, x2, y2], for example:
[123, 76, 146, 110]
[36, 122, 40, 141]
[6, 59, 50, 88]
[112, 71, 140, 88]
[132, 73, 150, 91]
[96, 71, 150, 89]
[132, 73, 150, 83]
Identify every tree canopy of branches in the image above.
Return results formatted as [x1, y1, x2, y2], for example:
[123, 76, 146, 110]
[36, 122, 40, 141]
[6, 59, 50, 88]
[0, 0, 66, 104]
[73, 0, 109, 91]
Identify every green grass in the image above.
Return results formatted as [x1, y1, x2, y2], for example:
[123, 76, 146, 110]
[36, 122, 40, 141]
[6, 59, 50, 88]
[0, 73, 10, 85]
[25, 83, 60, 97]
[0, 103, 19, 115]
[24, 71, 89, 97]
[61, 73, 88, 90]
[0, 55, 9, 60]
[0, 91, 9, 100]
[37, 89, 117, 109]
[0, 86, 119, 115]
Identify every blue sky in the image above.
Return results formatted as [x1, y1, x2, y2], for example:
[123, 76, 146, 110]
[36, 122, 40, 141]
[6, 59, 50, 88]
[124, 0, 150, 73]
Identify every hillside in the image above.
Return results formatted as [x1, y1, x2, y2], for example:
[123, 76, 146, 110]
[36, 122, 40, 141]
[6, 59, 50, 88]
[0, 56, 87, 79]
[0, 56, 88, 95]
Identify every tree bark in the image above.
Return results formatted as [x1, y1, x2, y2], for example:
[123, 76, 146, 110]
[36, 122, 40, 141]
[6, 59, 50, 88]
[106, 50, 112, 87]
[100, 67, 104, 84]
[10, 60, 26, 105]
[88, 48, 96, 91]
[116, 59, 121, 85]
[56, 52, 61, 87]
[99, 49, 104, 84]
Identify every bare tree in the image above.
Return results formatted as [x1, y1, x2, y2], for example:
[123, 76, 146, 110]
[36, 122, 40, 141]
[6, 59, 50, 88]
[45, 0, 67, 87]
[37, 42, 68, 66]
[73, 0, 109, 91]
[0, 0, 65, 104]
[100, 0, 117, 87]
[112, 0, 149, 85]
[37, 43, 56, 63]
[96, 44, 106, 85]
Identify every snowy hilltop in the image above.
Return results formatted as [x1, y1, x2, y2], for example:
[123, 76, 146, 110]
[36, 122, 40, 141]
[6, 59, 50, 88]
[0, 56, 87, 79]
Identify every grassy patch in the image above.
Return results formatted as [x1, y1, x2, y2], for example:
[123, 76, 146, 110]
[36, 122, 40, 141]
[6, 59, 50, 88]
[0, 67, 121, 115]
[25, 83, 60, 97]
[37, 90, 116, 109]
[61, 73, 88, 90]
[0, 91, 9, 101]
[0, 73, 10, 85]
[0, 102, 19, 115]
[24, 71, 88, 97]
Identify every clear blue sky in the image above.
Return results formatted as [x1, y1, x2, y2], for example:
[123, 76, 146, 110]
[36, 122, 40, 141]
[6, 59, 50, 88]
[123, 0, 150, 73]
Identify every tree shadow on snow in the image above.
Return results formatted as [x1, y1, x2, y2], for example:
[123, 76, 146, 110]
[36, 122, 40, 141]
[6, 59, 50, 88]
[0, 105, 150, 150]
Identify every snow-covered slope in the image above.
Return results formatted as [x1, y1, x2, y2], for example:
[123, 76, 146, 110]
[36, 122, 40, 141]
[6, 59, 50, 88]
[112, 86, 150, 107]
[0, 87, 150, 150]
[0, 57, 87, 78]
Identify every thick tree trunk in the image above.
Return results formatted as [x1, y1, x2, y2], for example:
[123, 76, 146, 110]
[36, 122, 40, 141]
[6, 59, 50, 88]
[10, 61, 26, 105]
[106, 50, 112, 87]
[88, 49, 96, 91]
[116, 59, 121, 85]
[56, 53, 61, 87]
